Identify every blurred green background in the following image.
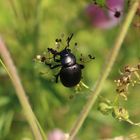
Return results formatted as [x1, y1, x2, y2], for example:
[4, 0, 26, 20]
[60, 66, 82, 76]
[0, 0, 140, 140]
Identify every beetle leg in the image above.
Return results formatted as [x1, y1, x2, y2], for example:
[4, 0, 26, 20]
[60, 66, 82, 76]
[47, 48, 61, 62]
[45, 62, 61, 69]
[55, 72, 60, 83]
[79, 53, 95, 63]
[54, 55, 61, 62]
[88, 54, 95, 60]
[48, 48, 58, 55]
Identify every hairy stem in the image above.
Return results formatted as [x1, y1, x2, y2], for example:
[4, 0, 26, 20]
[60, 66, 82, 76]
[67, 1, 140, 140]
[0, 39, 46, 140]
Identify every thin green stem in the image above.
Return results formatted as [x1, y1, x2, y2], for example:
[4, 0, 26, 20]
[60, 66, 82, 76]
[113, 94, 119, 106]
[0, 39, 46, 140]
[0, 59, 13, 80]
[67, 1, 140, 140]
[126, 119, 140, 126]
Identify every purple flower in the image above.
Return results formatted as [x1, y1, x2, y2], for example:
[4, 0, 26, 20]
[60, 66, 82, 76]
[85, 0, 124, 29]
[48, 129, 69, 140]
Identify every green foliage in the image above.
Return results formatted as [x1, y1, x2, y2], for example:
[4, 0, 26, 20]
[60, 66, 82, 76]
[94, 0, 106, 6]
[0, 110, 14, 139]
[0, 0, 140, 140]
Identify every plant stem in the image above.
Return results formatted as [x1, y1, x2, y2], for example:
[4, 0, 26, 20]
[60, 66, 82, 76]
[67, 1, 140, 140]
[0, 39, 46, 140]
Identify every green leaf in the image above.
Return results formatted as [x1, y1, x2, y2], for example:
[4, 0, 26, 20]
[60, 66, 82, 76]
[0, 111, 14, 138]
[94, 0, 106, 7]
[0, 96, 10, 107]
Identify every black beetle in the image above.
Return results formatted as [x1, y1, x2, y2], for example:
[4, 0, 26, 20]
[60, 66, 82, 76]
[37, 34, 95, 87]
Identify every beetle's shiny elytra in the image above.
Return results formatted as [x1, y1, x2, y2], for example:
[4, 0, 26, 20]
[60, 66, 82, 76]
[59, 49, 84, 87]
[60, 64, 82, 87]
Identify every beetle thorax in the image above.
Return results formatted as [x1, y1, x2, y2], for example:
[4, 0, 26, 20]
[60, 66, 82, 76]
[61, 53, 76, 67]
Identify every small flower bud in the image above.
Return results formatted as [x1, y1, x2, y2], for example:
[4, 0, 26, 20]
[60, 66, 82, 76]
[112, 107, 129, 121]
[98, 102, 112, 115]
[36, 55, 41, 60]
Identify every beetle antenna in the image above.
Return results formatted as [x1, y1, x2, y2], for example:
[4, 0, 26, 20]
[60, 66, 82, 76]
[79, 54, 95, 63]
[66, 33, 74, 48]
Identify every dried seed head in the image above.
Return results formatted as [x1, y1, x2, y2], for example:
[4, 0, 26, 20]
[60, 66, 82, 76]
[115, 63, 140, 99]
